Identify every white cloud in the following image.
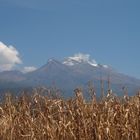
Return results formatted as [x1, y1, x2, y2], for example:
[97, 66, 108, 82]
[68, 53, 98, 66]
[69, 53, 90, 62]
[22, 66, 37, 73]
[0, 42, 22, 71]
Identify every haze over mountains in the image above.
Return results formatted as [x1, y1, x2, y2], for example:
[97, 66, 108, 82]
[0, 53, 140, 96]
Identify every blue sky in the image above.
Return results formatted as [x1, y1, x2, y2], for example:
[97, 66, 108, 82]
[0, 0, 140, 77]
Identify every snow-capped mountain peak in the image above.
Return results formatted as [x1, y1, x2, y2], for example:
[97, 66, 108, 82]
[63, 53, 98, 67]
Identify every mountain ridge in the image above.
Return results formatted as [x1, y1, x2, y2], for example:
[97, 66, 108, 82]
[0, 55, 140, 96]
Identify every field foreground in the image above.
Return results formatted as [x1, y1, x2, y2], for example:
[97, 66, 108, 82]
[0, 90, 140, 140]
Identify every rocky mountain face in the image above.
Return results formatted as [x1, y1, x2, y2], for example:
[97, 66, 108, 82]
[0, 54, 140, 97]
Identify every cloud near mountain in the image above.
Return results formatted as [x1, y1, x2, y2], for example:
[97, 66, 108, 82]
[22, 66, 37, 73]
[63, 53, 98, 67]
[69, 53, 97, 63]
[0, 42, 22, 71]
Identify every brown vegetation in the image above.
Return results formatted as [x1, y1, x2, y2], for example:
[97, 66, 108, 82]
[0, 89, 140, 140]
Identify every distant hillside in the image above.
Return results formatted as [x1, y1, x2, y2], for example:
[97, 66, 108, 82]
[0, 55, 140, 97]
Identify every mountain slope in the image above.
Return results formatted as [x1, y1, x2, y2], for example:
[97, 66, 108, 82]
[0, 54, 139, 96]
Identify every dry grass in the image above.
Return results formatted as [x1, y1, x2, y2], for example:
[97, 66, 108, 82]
[0, 89, 140, 140]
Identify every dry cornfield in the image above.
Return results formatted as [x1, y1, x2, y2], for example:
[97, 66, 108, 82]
[0, 89, 140, 140]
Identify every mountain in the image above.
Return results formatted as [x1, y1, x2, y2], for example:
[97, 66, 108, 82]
[0, 54, 140, 97]
[0, 70, 25, 82]
[24, 59, 80, 89]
